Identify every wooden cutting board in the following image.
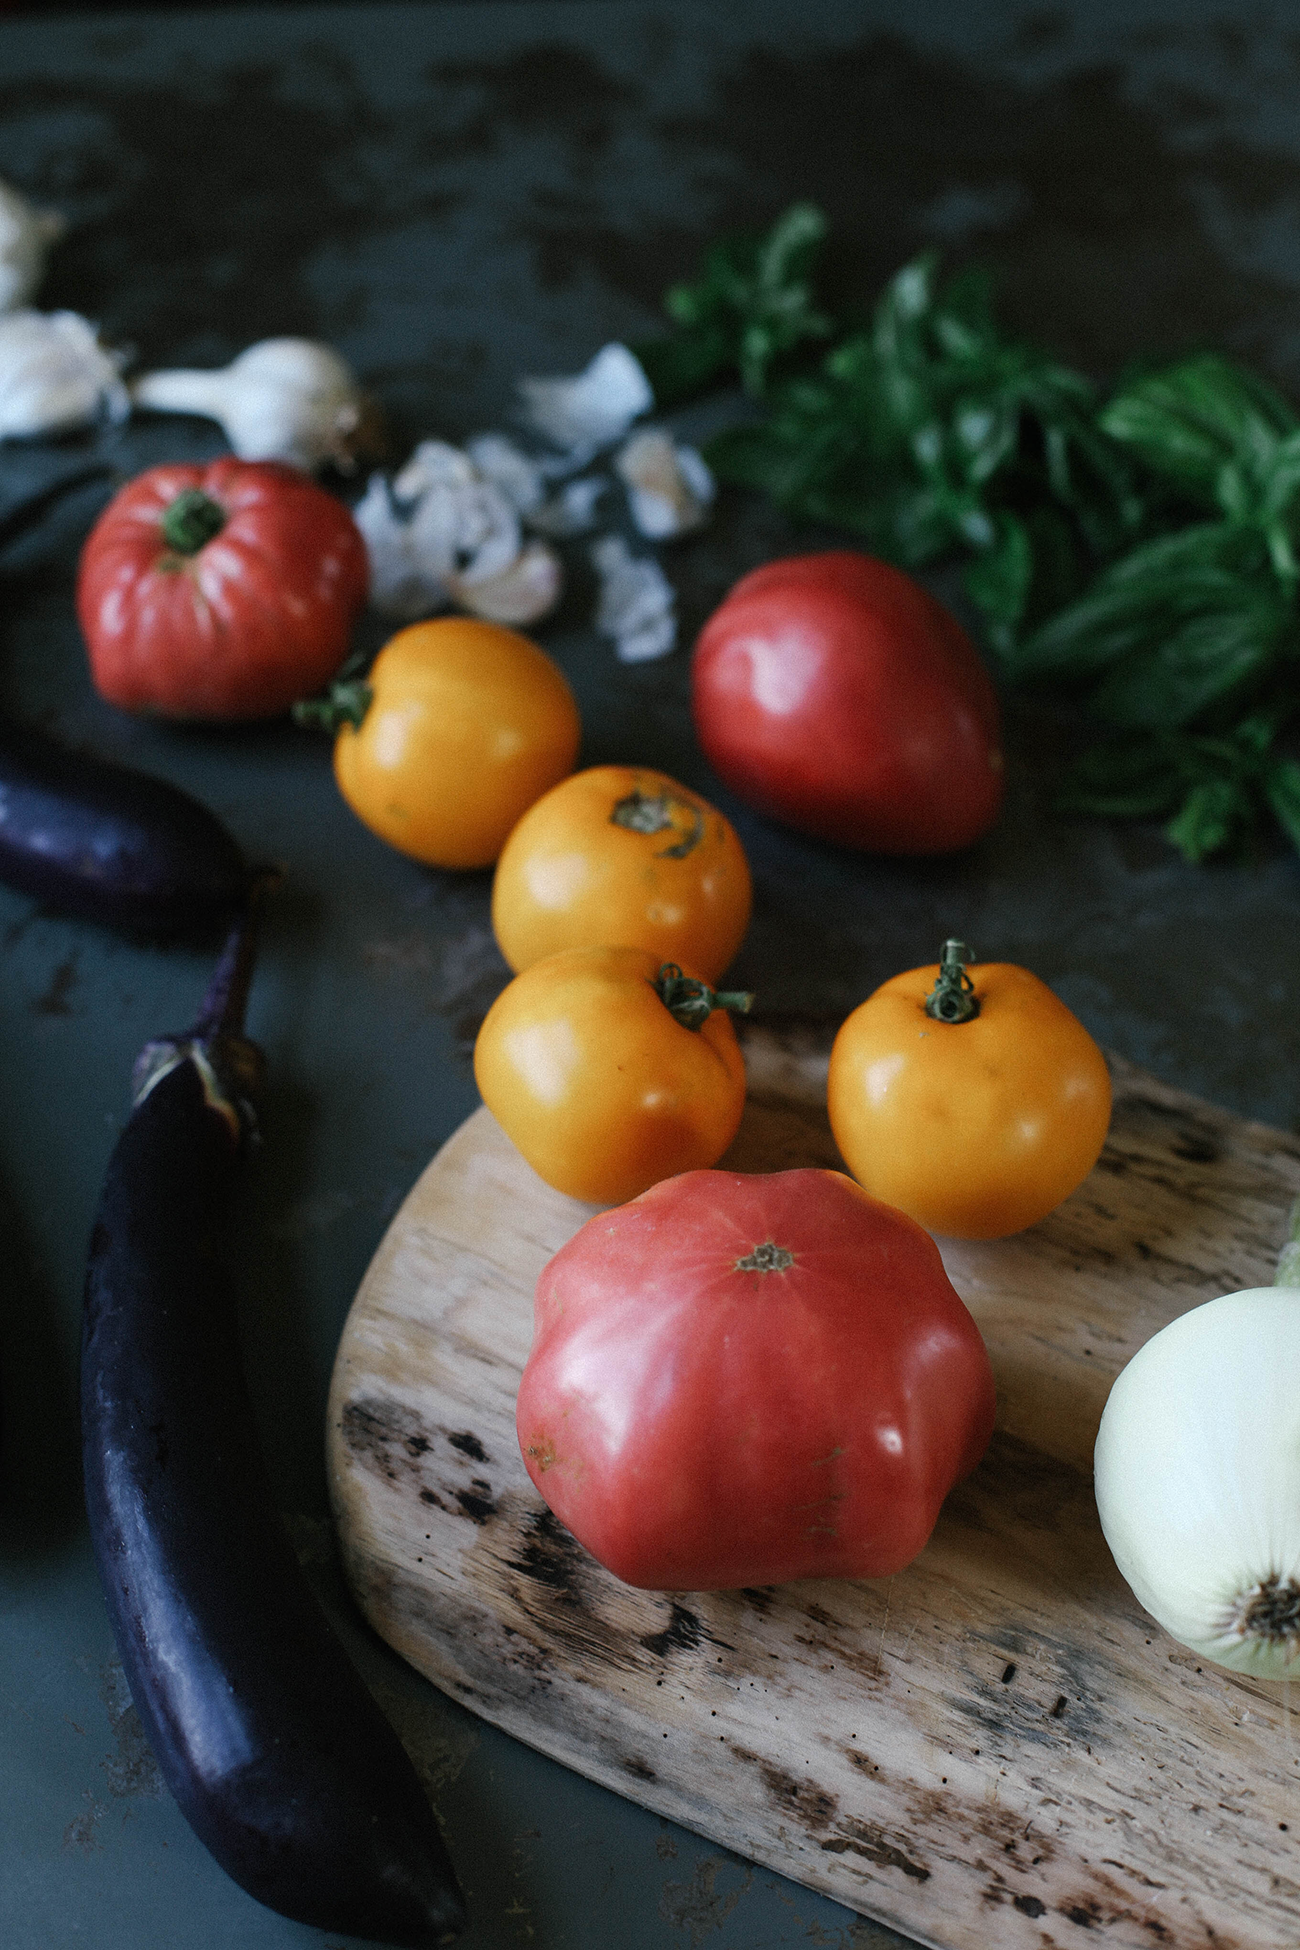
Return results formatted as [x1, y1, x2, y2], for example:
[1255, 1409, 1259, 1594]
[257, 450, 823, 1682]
[326, 1025, 1300, 1950]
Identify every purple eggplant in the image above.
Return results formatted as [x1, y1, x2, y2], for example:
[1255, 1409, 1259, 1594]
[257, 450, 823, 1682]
[80, 913, 466, 1946]
[0, 718, 250, 935]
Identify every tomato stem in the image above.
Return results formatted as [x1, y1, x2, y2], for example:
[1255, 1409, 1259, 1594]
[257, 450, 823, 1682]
[924, 940, 980, 1023]
[653, 962, 753, 1031]
[291, 679, 373, 734]
[611, 788, 704, 859]
[160, 488, 228, 555]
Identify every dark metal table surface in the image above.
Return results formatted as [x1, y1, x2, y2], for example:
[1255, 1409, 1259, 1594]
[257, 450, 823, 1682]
[2, 4, 1299, 1947]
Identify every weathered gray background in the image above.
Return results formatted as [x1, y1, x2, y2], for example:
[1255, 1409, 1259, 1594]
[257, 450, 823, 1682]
[2, 4, 1299, 1947]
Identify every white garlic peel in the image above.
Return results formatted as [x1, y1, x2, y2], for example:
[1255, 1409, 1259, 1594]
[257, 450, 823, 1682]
[131, 337, 370, 472]
[0, 180, 64, 313]
[1094, 1284, 1300, 1676]
[615, 429, 715, 539]
[0, 310, 128, 439]
[518, 342, 652, 454]
[354, 443, 562, 628]
[591, 535, 676, 663]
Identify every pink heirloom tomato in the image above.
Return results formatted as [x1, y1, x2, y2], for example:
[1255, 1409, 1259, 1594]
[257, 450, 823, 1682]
[691, 550, 1004, 854]
[516, 1166, 996, 1591]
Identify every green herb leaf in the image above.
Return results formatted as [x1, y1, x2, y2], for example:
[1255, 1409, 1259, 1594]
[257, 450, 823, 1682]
[1100, 354, 1298, 506]
[636, 202, 834, 405]
[1263, 757, 1300, 854]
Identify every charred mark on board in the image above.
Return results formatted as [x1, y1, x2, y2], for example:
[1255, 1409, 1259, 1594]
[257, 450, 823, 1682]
[448, 1430, 489, 1462]
[641, 1602, 737, 1661]
[507, 1505, 588, 1596]
[819, 1816, 929, 1881]
[455, 1479, 497, 1524]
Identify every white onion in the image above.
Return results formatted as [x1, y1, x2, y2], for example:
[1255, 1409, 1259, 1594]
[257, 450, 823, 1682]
[1094, 1278, 1300, 1676]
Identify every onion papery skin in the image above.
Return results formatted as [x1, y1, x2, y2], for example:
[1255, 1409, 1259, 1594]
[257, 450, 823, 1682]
[1094, 1288, 1300, 1678]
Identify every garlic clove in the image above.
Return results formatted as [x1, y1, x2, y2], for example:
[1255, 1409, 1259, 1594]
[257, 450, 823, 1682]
[528, 473, 608, 537]
[0, 309, 128, 439]
[392, 438, 478, 502]
[615, 428, 716, 539]
[352, 473, 451, 620]
[463, 432, 547, 516]
[445, 539, 564, 627]
[131, 336, 379, 472]
[354, 441, 564, 629]
[518, 342, 653, 454]
[591, 534, 676, 663]
[0, 180, 65, 314]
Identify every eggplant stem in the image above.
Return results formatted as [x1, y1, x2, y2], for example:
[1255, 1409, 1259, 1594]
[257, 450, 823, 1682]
[190, 870, 278, 1042]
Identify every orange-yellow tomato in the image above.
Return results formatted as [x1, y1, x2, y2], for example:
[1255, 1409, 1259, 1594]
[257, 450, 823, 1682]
[473, 945, 747, 1205]
[491, 765, 751, 982]
[827, 957, 1111, 1239]
[333, 617, 580, 869]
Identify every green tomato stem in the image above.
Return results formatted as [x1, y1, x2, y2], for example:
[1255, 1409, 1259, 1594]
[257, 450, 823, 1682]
[924, 939, 980, 1023]
[160, 487, 228, 555]
[291, 679, 373, 734]
[653, 962, 753, 1032]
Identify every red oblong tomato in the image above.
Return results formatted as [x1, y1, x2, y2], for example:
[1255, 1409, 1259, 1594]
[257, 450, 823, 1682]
[691, 550, 1004, 854]
[77, 458, 369, 720]
[517, 1166, 995, 1591]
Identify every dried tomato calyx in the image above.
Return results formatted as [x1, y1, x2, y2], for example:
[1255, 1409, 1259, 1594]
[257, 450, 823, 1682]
[734, 1241, 794, 1274]
[291, 679, 373, 734]
[610, 787, 704, 859]
[652, 962, 753, 1031]
[924, 939, 979, 1024]
[161, 487, 228, 556]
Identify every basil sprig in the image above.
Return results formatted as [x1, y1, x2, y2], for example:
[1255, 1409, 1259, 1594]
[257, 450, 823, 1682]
[639, 207, 1300, 863]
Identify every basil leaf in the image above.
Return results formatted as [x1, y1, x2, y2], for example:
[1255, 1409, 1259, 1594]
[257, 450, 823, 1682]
[1101, 354, 1298, 502]
[640, 201, 834, 404]
[962, 511, 1034, 638]
[1264, 757, 1300, 854]
[1087, 596, 1290, 727]
[1008, 524, 1268, 684]
[1165, 777, 1256, 861]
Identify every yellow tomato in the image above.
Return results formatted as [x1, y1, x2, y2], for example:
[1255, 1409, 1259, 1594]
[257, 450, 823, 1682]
[473, 946, 748, 1205]
[827, 945, 1111, 1239]
[332, 618, 580, 869]
[491, 764, 751, 982]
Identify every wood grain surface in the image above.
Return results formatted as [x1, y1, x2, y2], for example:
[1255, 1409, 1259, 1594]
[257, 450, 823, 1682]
[327, 1026, 1300, 1950]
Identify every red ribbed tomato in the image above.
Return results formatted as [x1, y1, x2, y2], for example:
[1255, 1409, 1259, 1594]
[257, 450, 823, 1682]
[691, 551, 1004, 854]
[516, 1166, 996, 1590]
[77, 459, 368, 720]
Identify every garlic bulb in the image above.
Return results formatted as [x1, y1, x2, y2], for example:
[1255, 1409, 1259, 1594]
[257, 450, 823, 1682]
[1094, 1203, 1300, 1676]
[518, 342, 652, 454]
[0, 310, 128, 439]
[130, 337, 376, 472]
[0, 180, 64, 312]
[615, 429, 715, 539]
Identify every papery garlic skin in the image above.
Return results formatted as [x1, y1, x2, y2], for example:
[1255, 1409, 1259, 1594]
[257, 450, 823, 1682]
[591, 535, 676, 663]
[615, 429, 715, 539]
[0, 310, 128, 438]
[354, 442, 562, 628]
[0, 180, 64, 313]
[519, 342, 652, 454]
[131, 337, 373, 472]
[1094, 1287, 1300, 1677]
